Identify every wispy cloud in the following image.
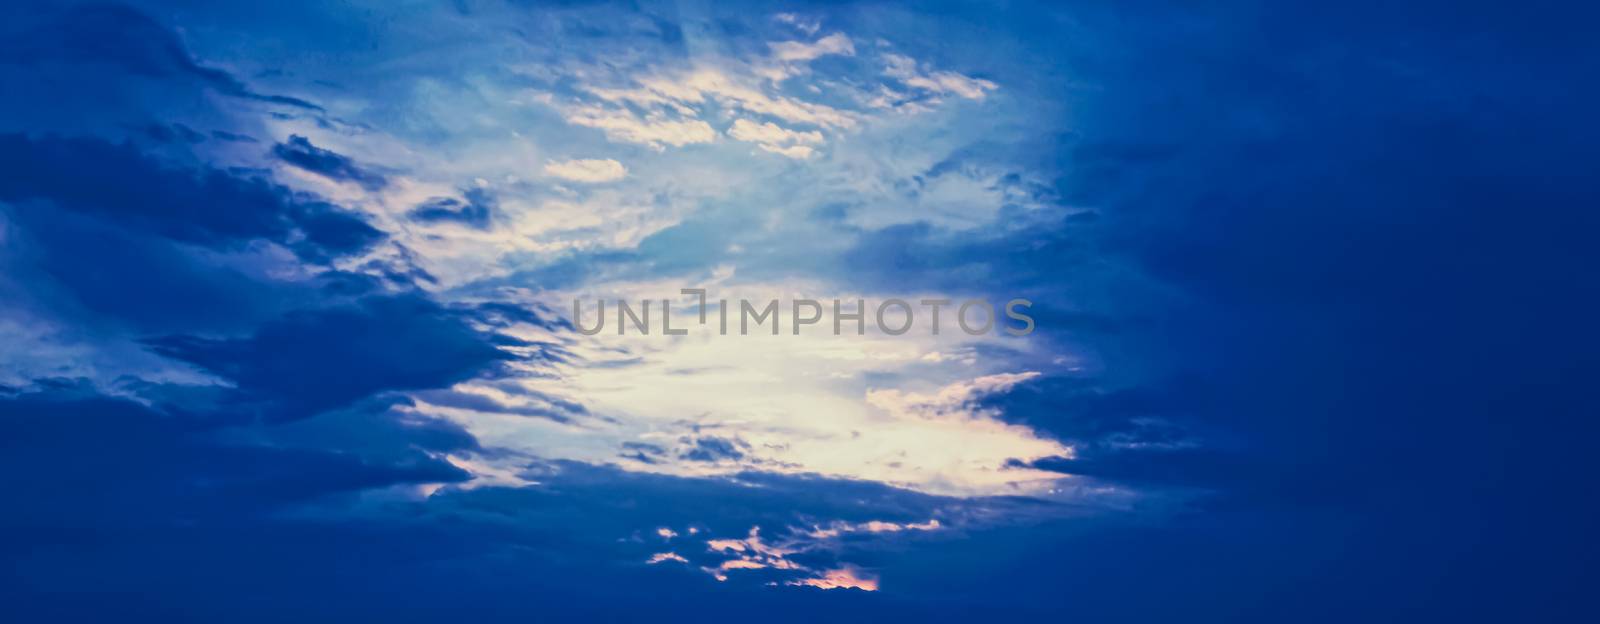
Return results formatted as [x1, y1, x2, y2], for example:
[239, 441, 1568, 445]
[883, 53, 998, 101]
[769, 32, 855, 63]
[728, 118, 824, 159]
[562, 106, 717, 149]
[773, 13, 822, 36]
[544, 158, 629, 183]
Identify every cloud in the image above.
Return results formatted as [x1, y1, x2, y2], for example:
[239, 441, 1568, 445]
[0, 2, 1099, 618]
[145, 294, 513, 420]
[668, 71, 856, 128]
[544, 158, 628, 183]
[773, 13, 822, 36]
[0, 3, 320, 111]
[563, 106, 717, 149]
[211, 130, 259, 143]
[728, 119, 824, 146]
[866, 372, 1045, 424]
[411, 388, 581, 424]
[680, 435, 750, 462]
[769, 33, 855, 63]
[11, 0, 1592, 619]
[0, 378, 1054, 618]
[757, 143, 816, 159]
[272, 135, 388, 191]
[788, 565, 879, 591]
[0, 199, 296, 334]
[803, 518, 942, 539]
[409, 188, 495, 228]
[728, 118, 822, 159]
[0, 389, 470, 527]
[570, 68, 857, 149]
[882, 53, 997, 101]
[140, 122, 206, 144]
[0, 133, 383, 262]
[692, 516, 944, 589]
[411, 380, 591, 425]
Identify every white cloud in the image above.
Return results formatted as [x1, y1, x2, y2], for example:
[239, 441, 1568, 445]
[788, 565, 879, 591]
[543, 158, 628, 183]
[674, 70, 857, 128]
[773, 13, 821, 36]
[587, 70, 857, 130]
[563, 68, 856, 154]
[697, 524, 888, 589]
[756, 143, 815, 159]
[883, 53, 998, 101]
[442, 282, 1075, 497]
[563, 106, 716, 149]
[646, 552, 688, 564]
[728, 119, 823, 145]
[271, 6, 1049, 502]
[769, 33, 855, 62]
[803, 518, 941, 539]
[866, 372, 1043, 423]
[728, 118, 823, 159]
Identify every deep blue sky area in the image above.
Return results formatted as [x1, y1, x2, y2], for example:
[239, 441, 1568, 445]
[1, 1, 1596, 622]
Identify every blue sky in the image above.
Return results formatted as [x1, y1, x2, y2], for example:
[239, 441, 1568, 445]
[1, 1, 1597, 621]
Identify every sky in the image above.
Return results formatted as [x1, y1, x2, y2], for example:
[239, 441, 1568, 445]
[1, 1, 1597, 622]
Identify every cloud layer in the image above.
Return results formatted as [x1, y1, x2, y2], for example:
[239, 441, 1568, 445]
[2, 1, 1596, 622]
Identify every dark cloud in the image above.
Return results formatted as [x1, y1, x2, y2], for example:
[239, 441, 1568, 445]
[1, 0, 1597, 621]
[955, 1, 1598, 619]
[467, 300, 573, 332]
[620, 441, 667, 464]
[352, 243, 442, 289]
[0, 131, 395, 339]
[211, 129, 259, 143]
[980, 375, 1204, 448]
[0, 389, 469, 530]
[138, 121, 206, 144]
[272, 134, 388, 191]
[409, 188, 495, 228]
[145, 294, 513, 420]
[0, 384, 1038, 622]
[0, 2, 321, 111]
[410, 387, 587, 424]
[681, 435, 749, 462]
[0, 200, 286, 332]
[0, 133, 382, 261]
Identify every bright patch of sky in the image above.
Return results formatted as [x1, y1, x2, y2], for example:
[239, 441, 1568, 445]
[160, 1, 1087, 500]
